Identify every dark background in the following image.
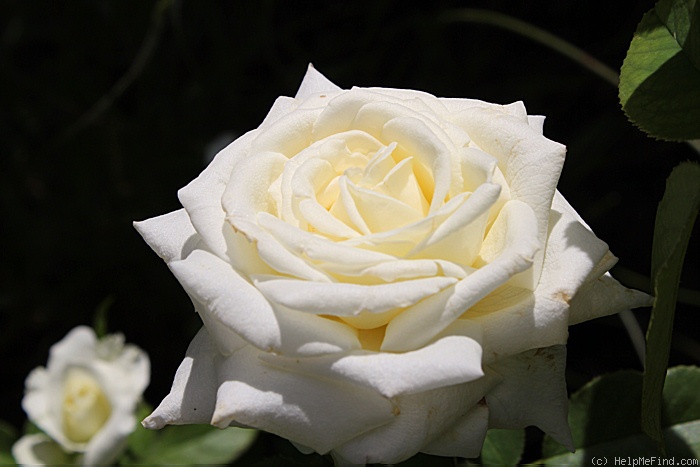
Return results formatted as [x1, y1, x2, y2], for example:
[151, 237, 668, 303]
[1, 0, 698, 463]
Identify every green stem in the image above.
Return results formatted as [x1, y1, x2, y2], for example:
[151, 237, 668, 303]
[441, 8, 619, 86]
[55, 0, 173, 144]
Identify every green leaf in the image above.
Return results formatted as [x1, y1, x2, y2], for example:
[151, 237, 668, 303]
[480, 429, 525, 466]
[120, 402, 156, 461]
[0, 420, 18, 466]
[540, 367, 700, 464]
[243, 436, 332, 467]
[644, 161, 700, 448]
[0, 420, 17, 453]
[0, 451, 16, 465]
[656, 0, 700, 70]
[122, 423, 257, 466]
[619, 0, 700, 140]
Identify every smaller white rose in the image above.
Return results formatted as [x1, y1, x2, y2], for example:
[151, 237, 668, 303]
[13, 326, 150, 466]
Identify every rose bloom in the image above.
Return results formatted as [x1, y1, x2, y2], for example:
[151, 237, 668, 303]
[135, 66, 650, 465]
[13, 326, 149, 466]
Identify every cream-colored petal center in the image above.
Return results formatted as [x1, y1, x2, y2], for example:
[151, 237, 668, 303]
[62, 367, 111, 443]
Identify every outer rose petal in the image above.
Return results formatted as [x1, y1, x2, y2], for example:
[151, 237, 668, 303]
[295, 63, 343, 99]
[85, 342, 150, 466]
[331, 378, 495, 465]
[212, 347, 396, 454]
[253, 274, 458, 316]
[12, 434, 72, 466]
[260, 331, 483, 398]
[421, 403, 490, 459]
[569, 273, 653, 325]
[454, 105, 566, 289]
[538, 201, 612, 300]
[177, 130, 259, 261]
[458, 287, 570, 361]
[169, 249, 361, 356]
[143, 327, 219, 428]
[133, 209, 199, 263]
[485, 345, 574, 450]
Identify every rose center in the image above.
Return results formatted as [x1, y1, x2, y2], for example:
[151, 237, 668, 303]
[61, 367, 112, 443]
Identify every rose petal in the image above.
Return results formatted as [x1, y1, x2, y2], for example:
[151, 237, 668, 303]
[459, 147, 497, 191]
[421, 403, 490, 459]
[259, 96, 298, 129]
[133, 209, 200, 263]
[144, 327, 224, 429]
[231, 218, 333, 282]
[211, 345, 396, 454]
[455, 106, 566, 288]
[439, 99, 530, 126]
[223, 150, 287, 219]
[353, 258, 467, 282]
[257, 211, 397, 268]
[340, 192, 469, 258]
[170, 250, 360, 356]
[223, 152, 335, 281]
[569, 273, 653, 325]
[261, 331, 483, 398]
[465, 287, 570, 361]
[485, 345, 574, 451]
[252, 274, 458, 316]
[194, 282, 360, 357]
[169, 249, 284, 352]
[342, 178, 424, 233]
[331, 378, 494, 465]
[294, 64, 342, 100]
[408, 182, 501, 265]
[298, 172, 369, 239]
[528, 115, 546, 134]
[330, 175, 372, 235]
[382, 199, 539, 351]
[281, 131, 383, 228]
[312, 88, 439, 141]
[538, 195, 614, 299]
[176, 130, 259, 262]
[249, 107, 322, 157]
[12, 434, 72, 466]
[455, 196, 618, 359]
[271, 304, 363, 355]
[372, 154, 429, 215]
[379, 114, 454, 213]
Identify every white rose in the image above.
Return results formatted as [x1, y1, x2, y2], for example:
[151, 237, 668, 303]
[135, 65, 651, 465]
[13, 326, 150, 466]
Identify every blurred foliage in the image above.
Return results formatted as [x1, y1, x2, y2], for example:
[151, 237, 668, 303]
[541, 367, 700, 463]
[1, 0, 698, 464]
[480, 428, 526, 465]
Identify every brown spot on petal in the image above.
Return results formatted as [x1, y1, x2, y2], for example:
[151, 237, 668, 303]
[392, 405, 401, 416]
[477, 397, 487, 407]
[552, 290, 571, 304]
